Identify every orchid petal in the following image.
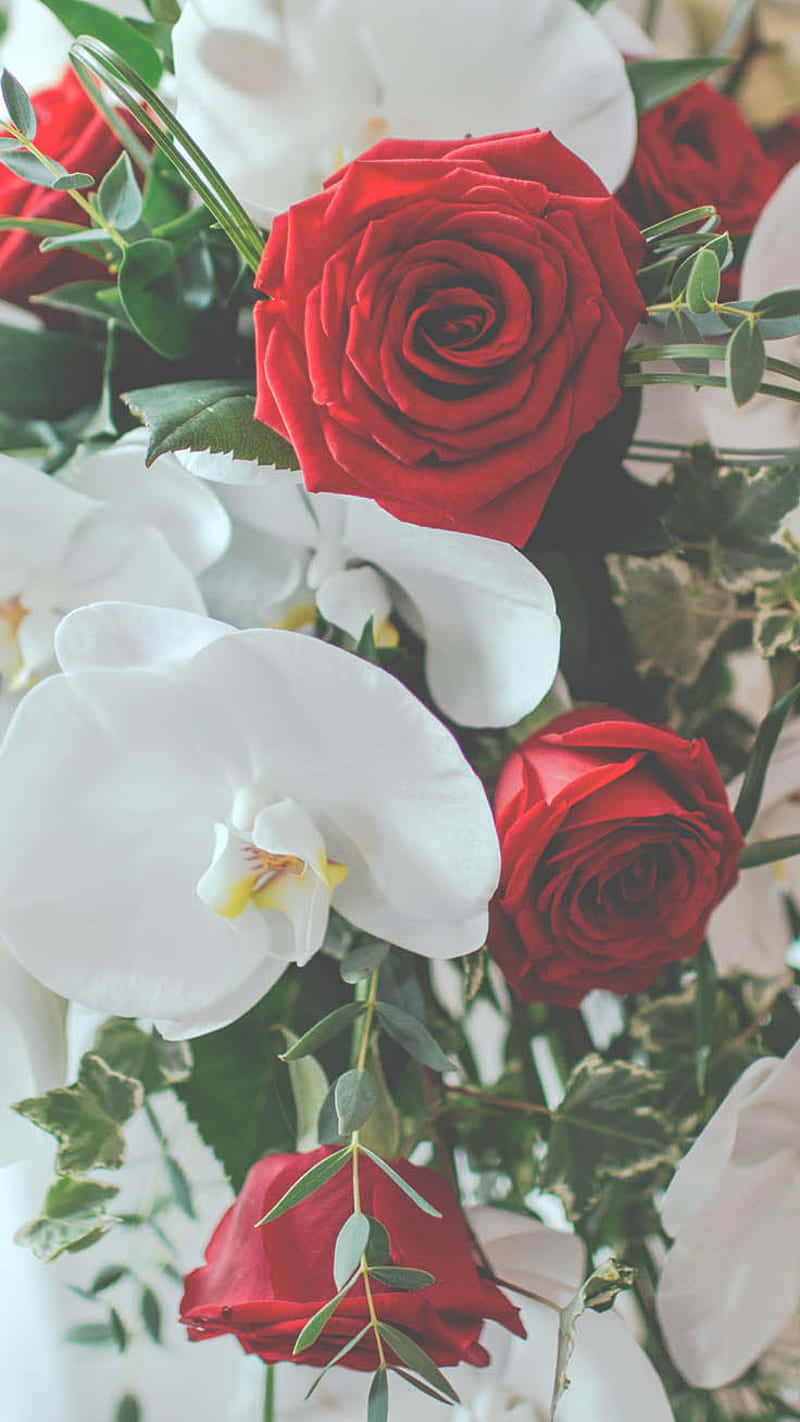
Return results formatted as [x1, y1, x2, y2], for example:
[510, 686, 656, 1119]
[316, 565, 393, 642]
[359, 0, 637, 190]
[62, 432, 232, 576]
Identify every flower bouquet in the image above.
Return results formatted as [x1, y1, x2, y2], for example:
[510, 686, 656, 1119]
[3, 1, 800, 1420]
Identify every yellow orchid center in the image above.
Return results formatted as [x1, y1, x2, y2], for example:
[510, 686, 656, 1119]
[0, 594, 28, 644]
[216, 843, 347, 919]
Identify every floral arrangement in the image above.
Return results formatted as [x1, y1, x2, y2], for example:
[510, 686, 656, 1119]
[4, 2, 800, 1421]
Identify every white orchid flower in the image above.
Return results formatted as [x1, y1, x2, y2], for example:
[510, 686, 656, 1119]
[177, 458, 561, 729]
[172, 0, 637, 223]
[0, 452, 207, 732]
[707, 718, 800, 981]
[0, 941, 66, 1167]
[61, 430, 232, 581]
[272, 1207, 675, 1421]
[657, 1040, 800, 1388]
[0, 602, 500, 1039]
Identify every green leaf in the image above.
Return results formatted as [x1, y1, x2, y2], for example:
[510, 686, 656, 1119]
[642, 205, 719, 241]
[609, 552, 736, 683]
[92, 1018, 193, 1093]
[726, 320, 766, 407]
[367, 1370, 389, 1422]
[735, 682, 800, 834]
[90, 1265, 129, 1293]
[377, 1324, 459, 1404]
[335, 1069, 378, 1134]
[0, 148, 62, 184]
[375, 1001, 451, 1073]
[39, 228, 119, 253]
[392, 1370, 455, 1405]
[756, 288, 800, 339]
[13, 1054, 143, 1175]
[0, 216, 83, 236]
[274, 1026, 329, 1152]
[140, 1286, 162, 1343]
[109, 1307, 127, 1352]
[165, 1155, 195, 1218]
[292, 1270, 359, 1354]
[362, 1218, 391, 1271]
[625, 57, 728, 112]
[694, 942, 717, 1096]
[1, 69, 36, 137]
[740, 833, 800, 868]
[340, 940, 390, 985]
[544, 1056, 679, 1217]
[123, 379, 301, 468]
[257, 1147, 352, 1225]
[14, 1177, 120, 1261]
[39, 0, 162, 86]
[64, 1322, 115, 1346]
[552, 1260, 636, 1419]
[303, 1325, 373, 1397]
[52, 171, 94, 190]
[317, 1081, 342, 1145]
[358, 1041, 401, 1158]
[0, 320, 102, 420]
[662, 451, 800, 590]
[98, 151, 143, 230]
[354, 616, 380, 663]
[44, 1176, 119, 1219]
[685, 247, 720, 314]
[280, 1003, 367, 1060]
[32, 279, 130, 330]
[359, 1148, 442, 1218]
[115, 1396, 141, 1422]
[369, 1267, 435, 1291]
[148, 0, 180, 20]
[117, 237, 193, 360]
[334, 1213, 370, 1290]
[377, 950, 425, 1020]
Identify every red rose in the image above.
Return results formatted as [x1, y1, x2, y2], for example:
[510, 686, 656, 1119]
[618, 83, 779, 295]
[181, 1147, 523, 1371]
[760, 116, 800, 182]
[0, 71, 122, 306]
[488, 707, 743, 1006]
[254, 131, 645, 547]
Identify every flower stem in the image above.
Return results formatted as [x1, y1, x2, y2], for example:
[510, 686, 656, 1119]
[262, 1364, 275, 1422]
[350, 970, 387, 1368]
[0, 119, 125, 248]
[443, 1083, 550, 1116]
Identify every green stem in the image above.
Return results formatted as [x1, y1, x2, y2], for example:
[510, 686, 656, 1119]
[350, 970, 387, 1369]
[263, 1364, 275, 1422]
[0, 118, 125, 248]
[622, 370, 800, 405]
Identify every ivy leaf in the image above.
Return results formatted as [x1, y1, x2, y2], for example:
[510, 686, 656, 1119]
[13, 1054, 143, 1175]
[14, 1178, 119, 1261]
[92, 1018, 192, 1094]
[1, 69, 36, 138]
[609, 552, 736, 682]
[662, 452, 800, 590]
[123, 379, 300, 468]
[543, 1056, 678, 1217]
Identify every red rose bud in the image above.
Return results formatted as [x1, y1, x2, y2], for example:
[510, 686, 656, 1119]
[181, 1147, 524, 1371]
[254, 130, 645, 547]
[488, 707, 743, 1006]
[0, 71, 123, 307]
[618, 83, 779, 296]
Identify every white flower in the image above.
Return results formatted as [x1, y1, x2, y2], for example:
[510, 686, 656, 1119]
[273, 1207, 675, 1421]
[0, 602, 500, 1039]
[0, 450, 209, 729]
[657, 1040, 800, 1387]
[172, 0, 637, 223]
[0, 941, 66, 1166]
[707, 719, 800, 981]
[178, 458, 561, 728]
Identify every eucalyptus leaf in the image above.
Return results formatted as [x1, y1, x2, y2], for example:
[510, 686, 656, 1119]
[334, 1069, 378, 1134]
[377, 1324, 459, 1404]
[256, 1146, 352, 1225]
[98, 151, 143, 230]
[369, 1267, 435, 1291]
[165, 1154, 195, 1218]
[115, 1396, 141, 1422]
[292, 1270, 359, 1354]
[726, 320, 766, 407]
[52, 171, 94, 190]
[685, 248, 720, 314]
[64, 1322, 115, 1346]
[375, 1001, 452, 1073]
[1, 69, 35, 137]
[140, 1286, 162, 1343]
[333, 1212, 370, 1290]
[280, 1002, 367, 1060]
[303, 1325, 372, 1397]
[642, 206, 719, 241]
[367, 1369, 389, 1422]
[0, 148, 62, 185]
[359, 1148, 442, 1218]
[340, 941, 390, 984]
[365, 1216, 392, 1267]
